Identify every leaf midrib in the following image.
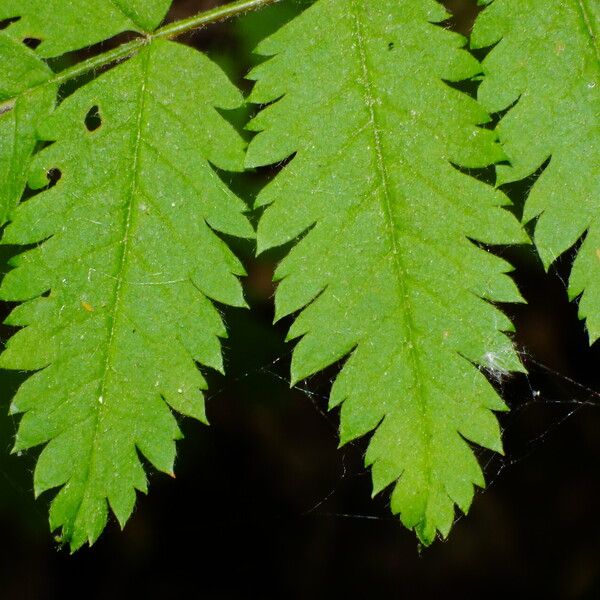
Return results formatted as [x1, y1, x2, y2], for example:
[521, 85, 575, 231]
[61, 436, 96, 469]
[349, 1, 434, 494]
[73, 48, 152, 533]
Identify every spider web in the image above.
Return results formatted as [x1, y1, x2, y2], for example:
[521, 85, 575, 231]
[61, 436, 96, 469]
[192, 235, 600, 543]
[0, 0, 597, 550]
[201, 329, 599, 539]
[0, 198, 596, 545]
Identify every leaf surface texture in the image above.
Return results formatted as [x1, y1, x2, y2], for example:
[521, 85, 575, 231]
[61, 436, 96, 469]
[0, 39, 252, 550]
[0, 0, 175, 223]
[473, 0, 600, 342]
[0, 31, 53, 223]
[247, 0, 527, 544]
[0, 0, 172, 57]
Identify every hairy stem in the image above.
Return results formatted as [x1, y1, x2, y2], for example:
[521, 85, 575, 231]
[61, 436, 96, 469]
[0, 0, 282, 113]
[156, 0, 282, 39]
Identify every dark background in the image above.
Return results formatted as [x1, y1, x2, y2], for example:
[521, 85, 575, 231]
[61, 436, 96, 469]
[0, 1, 599, 598]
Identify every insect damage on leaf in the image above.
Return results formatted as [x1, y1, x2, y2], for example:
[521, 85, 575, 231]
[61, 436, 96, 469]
[0, 37, 253, 551]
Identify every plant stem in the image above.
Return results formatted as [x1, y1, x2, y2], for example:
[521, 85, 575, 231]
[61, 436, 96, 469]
[0, 0, 282, 113]
[155, 0, 282, 40]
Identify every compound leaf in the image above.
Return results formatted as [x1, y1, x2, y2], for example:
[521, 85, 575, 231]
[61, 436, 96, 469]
[0, 31, 54, 223]
[0, 38, 252, 550]
[0, 0, 174, 224]
[247, 0, 527, 544]
[0, 0, 172, 57]
[473, 0, 600, 343]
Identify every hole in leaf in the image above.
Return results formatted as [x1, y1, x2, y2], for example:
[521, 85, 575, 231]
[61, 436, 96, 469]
[23, 37, 42, 50]
[46, 168, 62, 188]
[85, 105, 102, 132]
[0, 16, 20, 30]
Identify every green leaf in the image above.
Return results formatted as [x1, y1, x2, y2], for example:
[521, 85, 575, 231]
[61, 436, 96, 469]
[473, 0, 600, 343]
[0, 0, 172, 57]
[233, 0, 309, 62]
[0, 31, 54, 224]
[0, 0, 173, 225]
[0, 38, 252, 551]
[246, 0, 527, 545]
